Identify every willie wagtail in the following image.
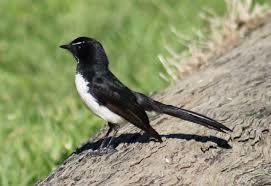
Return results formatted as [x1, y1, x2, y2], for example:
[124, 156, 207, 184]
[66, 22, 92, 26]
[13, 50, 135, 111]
[60, 37, 232, 153]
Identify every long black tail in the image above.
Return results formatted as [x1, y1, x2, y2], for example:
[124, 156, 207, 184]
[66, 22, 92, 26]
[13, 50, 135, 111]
[134, 92, 232, 133]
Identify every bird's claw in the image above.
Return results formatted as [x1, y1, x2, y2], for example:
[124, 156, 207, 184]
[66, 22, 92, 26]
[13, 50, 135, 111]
[96, 146, 117, 155]
[80, 146, 117, 159]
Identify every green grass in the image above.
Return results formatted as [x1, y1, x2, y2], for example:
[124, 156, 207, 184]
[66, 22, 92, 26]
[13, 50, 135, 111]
[0, 0, 268, 185]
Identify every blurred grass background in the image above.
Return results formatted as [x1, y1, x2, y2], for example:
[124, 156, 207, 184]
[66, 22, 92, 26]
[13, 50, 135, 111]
[0, 0, 268, 185]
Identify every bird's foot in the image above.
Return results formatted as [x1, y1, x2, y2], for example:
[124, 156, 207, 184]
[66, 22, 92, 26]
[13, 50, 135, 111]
[95, 146, 117, 155]
[97, 146, 117, 155]
[79, 146, 117, 159]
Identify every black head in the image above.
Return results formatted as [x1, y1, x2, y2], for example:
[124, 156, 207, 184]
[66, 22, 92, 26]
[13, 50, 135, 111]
[60, 37, 108, 66]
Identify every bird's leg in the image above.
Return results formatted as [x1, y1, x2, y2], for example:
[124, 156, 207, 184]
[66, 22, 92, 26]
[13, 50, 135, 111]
[99, 122, 114, 149]
[105, 124, 119, 148]
[97, 123, 119, 154]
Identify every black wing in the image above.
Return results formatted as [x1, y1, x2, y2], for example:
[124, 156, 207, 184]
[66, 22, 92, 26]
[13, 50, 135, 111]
[91, 72, 162, 142]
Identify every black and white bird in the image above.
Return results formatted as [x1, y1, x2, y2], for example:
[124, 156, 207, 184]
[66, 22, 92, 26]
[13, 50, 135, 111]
[60, 37, 232, 153]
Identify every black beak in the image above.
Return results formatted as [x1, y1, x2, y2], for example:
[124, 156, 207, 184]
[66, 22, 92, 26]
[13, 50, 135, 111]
[59, 44, 71, 50]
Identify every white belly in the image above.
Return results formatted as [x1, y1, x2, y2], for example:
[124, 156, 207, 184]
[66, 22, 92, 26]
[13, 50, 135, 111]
[75, 73, 125, 124]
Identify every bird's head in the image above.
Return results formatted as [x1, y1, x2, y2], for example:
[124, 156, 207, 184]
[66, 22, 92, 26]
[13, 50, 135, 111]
[60, 37, 108, 66]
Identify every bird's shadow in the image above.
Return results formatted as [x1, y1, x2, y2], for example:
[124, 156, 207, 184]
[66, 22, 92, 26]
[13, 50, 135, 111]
[74, 132, 231, 154]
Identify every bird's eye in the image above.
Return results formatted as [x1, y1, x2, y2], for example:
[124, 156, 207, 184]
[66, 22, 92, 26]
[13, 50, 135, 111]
[77, 45, 82, 49]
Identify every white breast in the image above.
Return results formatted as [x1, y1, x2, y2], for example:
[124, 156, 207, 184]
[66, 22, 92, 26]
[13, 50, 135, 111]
[75, 73, 125, 124]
